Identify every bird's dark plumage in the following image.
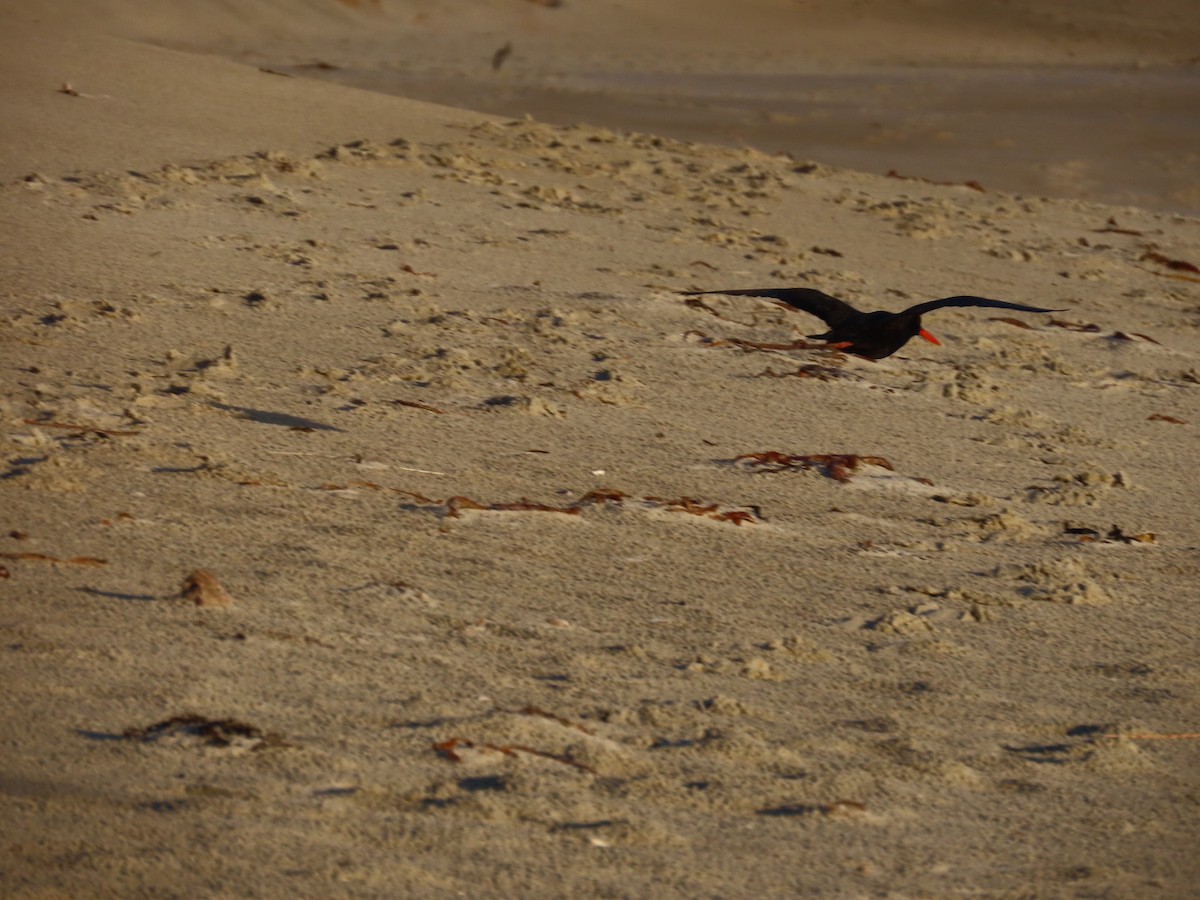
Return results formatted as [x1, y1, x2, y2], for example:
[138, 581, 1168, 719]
[682, 287, 1066, 359]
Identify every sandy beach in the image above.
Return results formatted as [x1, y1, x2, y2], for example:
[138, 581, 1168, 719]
[3, 2, 1199, 896]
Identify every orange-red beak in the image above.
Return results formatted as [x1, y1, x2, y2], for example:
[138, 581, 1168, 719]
[918, 328, 940, 346]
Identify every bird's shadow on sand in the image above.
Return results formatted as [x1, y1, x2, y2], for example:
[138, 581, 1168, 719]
[208, 402, 343, 432]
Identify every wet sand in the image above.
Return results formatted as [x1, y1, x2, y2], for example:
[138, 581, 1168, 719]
[296, 64, 1200, 215]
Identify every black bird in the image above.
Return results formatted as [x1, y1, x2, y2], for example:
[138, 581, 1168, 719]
[682, 287, 1066, 359]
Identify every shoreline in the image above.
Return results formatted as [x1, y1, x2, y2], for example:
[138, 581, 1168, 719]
[284, 63, 1200, 216]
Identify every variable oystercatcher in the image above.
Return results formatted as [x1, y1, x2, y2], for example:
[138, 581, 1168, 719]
[682, 287, 1065, 359]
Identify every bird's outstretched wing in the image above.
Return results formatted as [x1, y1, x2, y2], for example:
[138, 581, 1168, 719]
[681, 288, 860, 328]
[901, 296, 1067, 318]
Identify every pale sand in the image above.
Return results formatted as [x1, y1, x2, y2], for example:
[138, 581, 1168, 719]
[2, 2, 1200, 897]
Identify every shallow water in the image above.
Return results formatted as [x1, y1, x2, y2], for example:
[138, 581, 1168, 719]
[290, 64, 1200, 215]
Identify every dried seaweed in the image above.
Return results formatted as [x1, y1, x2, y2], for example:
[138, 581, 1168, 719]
[433, 737, 594, 772]
[643, 495, 762, 525]
[683, 329, 731, 347]
[573, 488, 628, 507]
[395, 489, 581, 518]
[1046, 319, 1160, 344]
[682, 297, 736, 321]
[1140, 249, 1199, 273]
[1113, 331, 1161, 344]
[307, 478, 762, 526]
[716, 509, 761, 526]
[488, 498, 584, 514]
[0, 551, 107, 567]
[399, 263, 437, 277]
[988, 316, 1036, 330]
[393, 487, 762, 525]
[587, 490, 764, 525]
[1064, 524, 1156, 544]
[732, 452, 894, 482]
[320, 480, 384, 491]
[1138, 247, 1200, 282]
